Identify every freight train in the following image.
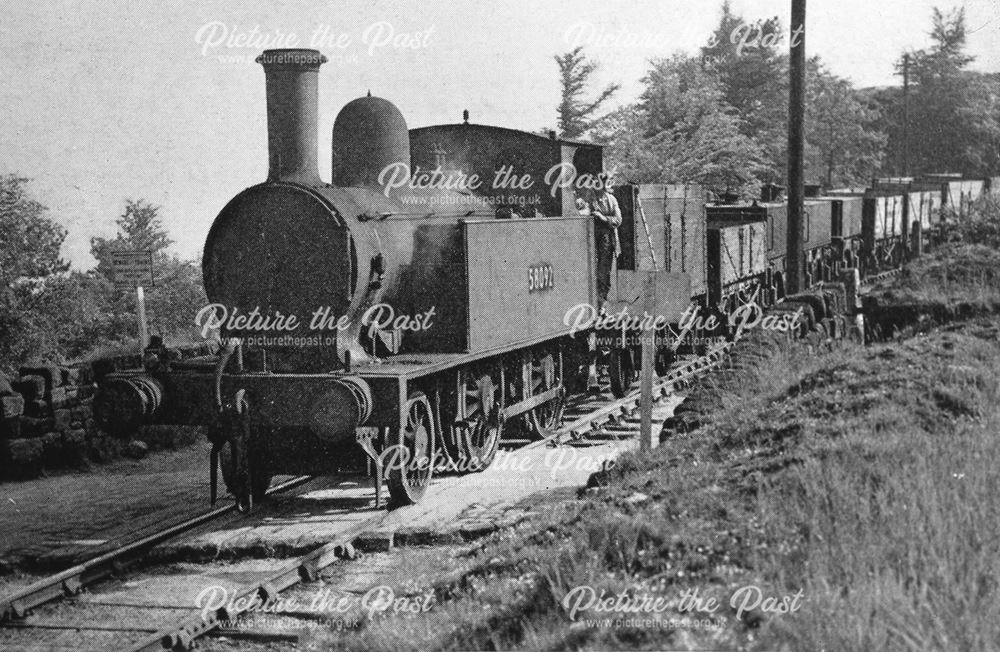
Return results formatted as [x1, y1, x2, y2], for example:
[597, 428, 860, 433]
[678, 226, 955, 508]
[92, 49, 995, 510]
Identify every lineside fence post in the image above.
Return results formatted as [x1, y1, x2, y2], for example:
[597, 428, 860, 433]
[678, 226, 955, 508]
[640, 271, 656, 451]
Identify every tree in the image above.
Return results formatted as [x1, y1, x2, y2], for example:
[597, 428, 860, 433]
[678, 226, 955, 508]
[589, 105, 663, 183]
[593, 54, 766, 195]
[555, 47, 621, 139]
[0, 175, 67, 287]
[806, 61, 886, 186]
[701, 2, 789, 181]
[0, 176, 68, 370]
[90, 199, 173, 278]
[880, 8, 1000, 175]
[89, 199, 207, 346]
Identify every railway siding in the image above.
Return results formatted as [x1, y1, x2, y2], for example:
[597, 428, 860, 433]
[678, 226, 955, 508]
[0, 342, 217, 481]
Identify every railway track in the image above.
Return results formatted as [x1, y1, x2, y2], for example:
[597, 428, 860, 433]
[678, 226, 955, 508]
[544, 342, 730, 447]
[859, 267, 903, 288]
[0, 475, 314, 623]
[0, 342, 731, 652]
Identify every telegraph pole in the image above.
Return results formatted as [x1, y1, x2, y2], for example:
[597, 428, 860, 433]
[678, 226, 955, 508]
[786, 0, 806, 296]
[902, 53, 910, 176]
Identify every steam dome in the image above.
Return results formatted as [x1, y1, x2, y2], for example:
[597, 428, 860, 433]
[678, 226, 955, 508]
[331, 95, 410, 188]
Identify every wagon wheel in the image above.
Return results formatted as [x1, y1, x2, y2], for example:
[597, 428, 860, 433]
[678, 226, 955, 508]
[857, 251, 870, 278]
[453, 368, 502, 471]
[889, 243, 904, 268]
[218, 433, 273, 510]
[561, 343, 591, 395]
[526, 352, 564, 439]
[654, 344, 675, 377]
[608, 346, 635, 398]
[387, 392, 435, 506]
[774, 275, 786, 302]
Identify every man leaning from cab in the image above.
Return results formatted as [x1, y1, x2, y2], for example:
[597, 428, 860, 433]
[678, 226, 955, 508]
[576, 172, 622, 313]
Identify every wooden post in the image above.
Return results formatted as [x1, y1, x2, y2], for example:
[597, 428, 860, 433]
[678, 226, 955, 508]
[136, 285, 149, 350]
[786, 0, 806, 295]
[839, 268, 861, 315]
[902, 53, 910, 176]
[639, 271, 656, 451]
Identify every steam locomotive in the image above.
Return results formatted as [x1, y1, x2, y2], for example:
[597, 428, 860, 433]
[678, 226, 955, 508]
[93, 49, 994, 510]
[93, 49, 691, 509]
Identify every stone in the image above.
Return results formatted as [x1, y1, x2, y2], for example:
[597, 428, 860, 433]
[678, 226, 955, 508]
[87, 434, 121, 462]
[5, 437, 43, 469]
[20, 417, 54, 438]
[61, 429, 88, 465]
[18, 365, 63, 394]
[63, 428, 87, 446]
[39, 432, 63, 464]
[13, 375, 46, 400]
[0, 394, 24, 418]
[71, 404, 93, 422]
[125, 439, 149, 459]
[0, 372, 13, 396]
[53, 409, 72, 432]
[49, 387, 69, 408]
[61, 367, 82, 385]
[24, 399, 49, 418]
[624, 492, 650, 505]
[0, 417, 20, 440]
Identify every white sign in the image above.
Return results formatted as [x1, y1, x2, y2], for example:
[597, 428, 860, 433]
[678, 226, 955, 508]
[112, 251, 154, 289]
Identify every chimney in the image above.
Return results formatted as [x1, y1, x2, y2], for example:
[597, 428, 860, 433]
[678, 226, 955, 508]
[256, 49, 327, 184]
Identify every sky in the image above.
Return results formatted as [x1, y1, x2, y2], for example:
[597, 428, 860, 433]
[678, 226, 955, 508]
[1, 0, 998, 269]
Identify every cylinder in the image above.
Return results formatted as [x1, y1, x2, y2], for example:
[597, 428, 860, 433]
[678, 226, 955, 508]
[93, 375, 164, 439]
[256, 49, 327, 184]
[308, 376, 373, 441]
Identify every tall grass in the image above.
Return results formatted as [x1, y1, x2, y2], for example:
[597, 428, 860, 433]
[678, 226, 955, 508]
[749, 332, 1000, 651]
[317, 328, 1000, 650]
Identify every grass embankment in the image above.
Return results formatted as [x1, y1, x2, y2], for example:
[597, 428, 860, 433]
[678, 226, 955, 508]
[864, 194, 1000, 339]
[870, 242, 1000, 308]
[315, 242, 1000, 650]
[863, 243, 1000, 342]
[317, 320, 1000, 651]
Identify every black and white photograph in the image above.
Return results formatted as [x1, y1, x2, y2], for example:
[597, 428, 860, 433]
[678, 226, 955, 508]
[2, 1, 1000, 649]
